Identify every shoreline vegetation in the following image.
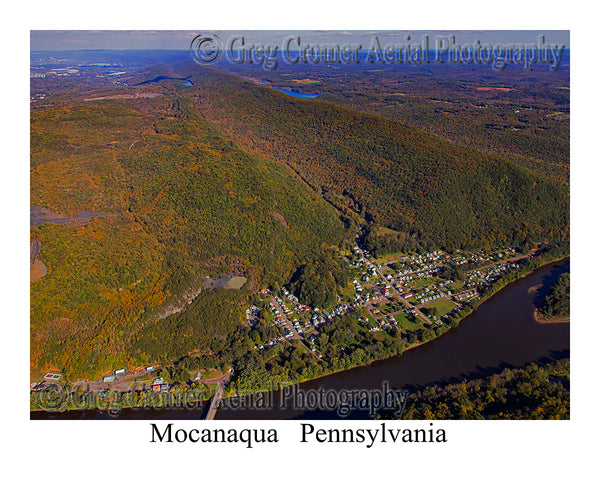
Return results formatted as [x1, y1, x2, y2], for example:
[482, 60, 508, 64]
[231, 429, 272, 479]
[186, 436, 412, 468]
[218, 251, 570, 399]
[533, 310, 570, 324]
[395, 358, 569, 420]
[30, 250, 569, 414]
[535, 270, 570, 321]
[530, 269, 570, 324]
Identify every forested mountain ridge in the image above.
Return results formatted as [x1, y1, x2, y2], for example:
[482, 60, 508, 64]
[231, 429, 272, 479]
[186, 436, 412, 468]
[187, 67, 569, 251]
[30, 59, 569, 379]
[216, 60, 570, 184]
[30, 90, 349, 377]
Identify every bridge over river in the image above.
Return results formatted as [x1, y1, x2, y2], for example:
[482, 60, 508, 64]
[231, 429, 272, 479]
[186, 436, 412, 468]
[205, 383, 225, 420]
[204, 368, 233, 420]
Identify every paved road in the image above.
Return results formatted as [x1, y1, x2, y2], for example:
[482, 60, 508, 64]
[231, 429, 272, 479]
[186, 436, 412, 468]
[205, 382, 225, 420]
[356, 244, 432, 324]
[466, 253, 530, 274]
[70, 368, 158, 393]
[271, 296, 304, 341]
[205, 369, 233, 420]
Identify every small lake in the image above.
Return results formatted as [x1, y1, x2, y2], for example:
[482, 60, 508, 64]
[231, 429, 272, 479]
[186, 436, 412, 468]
[272, 88, 320, 99]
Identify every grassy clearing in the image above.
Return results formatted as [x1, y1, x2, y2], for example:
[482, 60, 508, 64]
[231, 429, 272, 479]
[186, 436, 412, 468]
[394, 312, 423, 333]
[426, 298, 457, 317]
[410, 277, 436, 289]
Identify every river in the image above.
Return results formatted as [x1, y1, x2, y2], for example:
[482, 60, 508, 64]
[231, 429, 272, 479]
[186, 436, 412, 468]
[31, 258, 569, 420]
[217, 257, 570, 419]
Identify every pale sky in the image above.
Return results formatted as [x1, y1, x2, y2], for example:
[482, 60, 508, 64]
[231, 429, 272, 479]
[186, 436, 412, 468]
[31, 30, 570, 51]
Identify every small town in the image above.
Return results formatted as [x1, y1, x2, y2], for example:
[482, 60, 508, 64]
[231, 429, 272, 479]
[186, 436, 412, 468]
[31, 237, 532, 405]
[245, 240, 530, 358]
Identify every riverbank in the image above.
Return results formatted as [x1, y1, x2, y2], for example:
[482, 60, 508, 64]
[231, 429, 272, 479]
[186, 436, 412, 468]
[31, 255, 570, 419]
[218, 256, 570, 419]
[31, 253, 570, 417]
[221, 253, 570, 399]
[534, 310, 570, 324]
[445, 254, 570, 326]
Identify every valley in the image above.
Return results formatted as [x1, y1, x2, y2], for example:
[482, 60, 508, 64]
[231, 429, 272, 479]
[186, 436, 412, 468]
[29, 47, 569, 419]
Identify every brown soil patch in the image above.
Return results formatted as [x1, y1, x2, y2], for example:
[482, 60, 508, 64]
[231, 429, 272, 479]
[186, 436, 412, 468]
[204, 274, 247, 290]
[30, 259, 47, 282]
[223, 276, 247, 289]
[476, 87, 511, 92]
[272, 211, 289, 228]
[291, 78, 319, 85]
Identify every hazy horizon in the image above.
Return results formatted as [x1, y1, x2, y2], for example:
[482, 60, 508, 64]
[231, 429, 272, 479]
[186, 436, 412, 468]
[31, 30, 570, 51]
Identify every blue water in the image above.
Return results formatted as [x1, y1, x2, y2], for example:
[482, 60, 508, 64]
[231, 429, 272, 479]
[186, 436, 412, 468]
[272, 88, 319, 99]
[182, 80, 193, 86]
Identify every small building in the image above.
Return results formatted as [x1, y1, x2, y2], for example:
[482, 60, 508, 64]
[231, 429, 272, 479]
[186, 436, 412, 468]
[115, 368, 126, 375]
[102, 375, 115, 383]
[146, 366, 154, 373]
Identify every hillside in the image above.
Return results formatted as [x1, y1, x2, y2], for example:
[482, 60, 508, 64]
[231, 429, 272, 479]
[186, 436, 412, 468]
[187, 67, 569, 252]
[216, 61, 570, 184]
[30, 62, 569, 379]
[30, 91, 349, 378]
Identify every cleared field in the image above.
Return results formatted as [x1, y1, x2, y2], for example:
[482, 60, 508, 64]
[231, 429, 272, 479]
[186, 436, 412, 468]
[410, 277, 436, 289]
[425, 298, 457, 318]
[394, 312, 424, 333]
